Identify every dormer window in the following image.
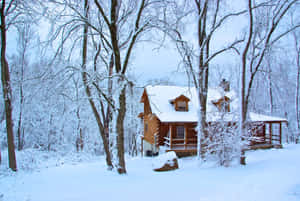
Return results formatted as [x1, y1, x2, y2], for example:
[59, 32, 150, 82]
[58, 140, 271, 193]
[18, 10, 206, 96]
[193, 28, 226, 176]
[170, 94, 190, 112]
[177, 101, 187, 111]
[212, 96, 230, 113]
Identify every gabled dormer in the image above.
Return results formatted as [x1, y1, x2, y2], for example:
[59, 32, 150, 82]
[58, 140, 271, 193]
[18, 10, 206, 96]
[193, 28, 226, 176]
[170, 94, 190, 112]
[212, 96, 230, 112]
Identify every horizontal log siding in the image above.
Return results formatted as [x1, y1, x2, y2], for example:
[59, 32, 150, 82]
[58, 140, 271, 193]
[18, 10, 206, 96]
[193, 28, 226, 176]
[143, 114, 160, 145]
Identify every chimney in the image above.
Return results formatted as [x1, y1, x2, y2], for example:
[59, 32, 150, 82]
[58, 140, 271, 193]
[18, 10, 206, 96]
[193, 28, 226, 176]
[219, 78, 230, 92]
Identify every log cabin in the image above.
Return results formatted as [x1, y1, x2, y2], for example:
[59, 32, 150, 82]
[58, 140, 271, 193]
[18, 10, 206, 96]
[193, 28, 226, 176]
[139, 80, 287, 156]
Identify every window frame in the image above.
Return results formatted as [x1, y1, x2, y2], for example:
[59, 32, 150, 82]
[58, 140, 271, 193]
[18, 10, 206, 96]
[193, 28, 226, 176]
[176, 125, 185, 139]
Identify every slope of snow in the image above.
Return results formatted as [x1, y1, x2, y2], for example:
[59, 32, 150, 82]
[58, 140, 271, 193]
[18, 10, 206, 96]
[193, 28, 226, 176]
[1, 145, 300, 201]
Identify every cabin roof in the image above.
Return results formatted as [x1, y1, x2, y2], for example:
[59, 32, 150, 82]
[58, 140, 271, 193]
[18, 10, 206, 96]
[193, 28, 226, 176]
[144, 85, 287, 123]
[249, 112, 287, 122]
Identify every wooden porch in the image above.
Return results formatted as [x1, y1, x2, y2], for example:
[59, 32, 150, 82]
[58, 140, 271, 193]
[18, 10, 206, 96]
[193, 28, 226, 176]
[160, 121, 285, 155]
[160, 123, 198, 154]
[247, 121, 283, 148]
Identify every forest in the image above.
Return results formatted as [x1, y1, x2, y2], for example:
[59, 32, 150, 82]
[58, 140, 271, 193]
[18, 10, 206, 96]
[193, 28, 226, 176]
[0, 0, 300, 177]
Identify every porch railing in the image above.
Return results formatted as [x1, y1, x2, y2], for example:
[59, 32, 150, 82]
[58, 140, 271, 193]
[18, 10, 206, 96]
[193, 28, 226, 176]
[164, 137, 197, 150]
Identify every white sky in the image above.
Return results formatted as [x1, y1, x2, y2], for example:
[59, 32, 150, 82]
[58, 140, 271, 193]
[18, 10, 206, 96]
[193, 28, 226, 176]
[5, 0, 250, 88]
[133, 3, 247, 87]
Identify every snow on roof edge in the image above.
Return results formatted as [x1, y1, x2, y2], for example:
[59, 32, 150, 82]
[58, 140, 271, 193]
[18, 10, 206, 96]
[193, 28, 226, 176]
[144, 85, 287, 123]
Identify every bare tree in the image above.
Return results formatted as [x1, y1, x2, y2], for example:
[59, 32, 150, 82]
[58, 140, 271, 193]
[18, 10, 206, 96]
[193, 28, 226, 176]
[46, 0, 115, 169]
[0, 0, 18, 171]
[239, 0, 300, 147]
[159, 0, 243, 160]
[93, 0, 160, 174]
[47, 0, 159, 174]
[13, 23, 34, 151]
[292, 29, 300, 143]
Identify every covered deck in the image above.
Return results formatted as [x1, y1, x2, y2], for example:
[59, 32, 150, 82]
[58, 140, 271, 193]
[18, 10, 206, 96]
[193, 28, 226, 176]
[161, 119, 287, 155]
[159, 123, 198, 154]
[246, 120, 286, 150]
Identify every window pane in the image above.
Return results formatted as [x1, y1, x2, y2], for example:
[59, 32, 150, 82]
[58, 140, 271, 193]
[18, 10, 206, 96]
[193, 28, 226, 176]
[177, 101, 186, 107]
[177, 101, 187, 111]
[176, 126, 185, 139]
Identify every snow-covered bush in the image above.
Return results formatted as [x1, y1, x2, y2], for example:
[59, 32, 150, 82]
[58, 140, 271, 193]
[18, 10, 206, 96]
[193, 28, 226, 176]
[205, 122, 241, 167]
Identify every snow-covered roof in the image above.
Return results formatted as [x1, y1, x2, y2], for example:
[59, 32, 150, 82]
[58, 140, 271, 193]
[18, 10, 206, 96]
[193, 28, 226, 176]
[249, 112, 287, 122]
[144, 85, 287, 123]
[145, 85, 237, 122]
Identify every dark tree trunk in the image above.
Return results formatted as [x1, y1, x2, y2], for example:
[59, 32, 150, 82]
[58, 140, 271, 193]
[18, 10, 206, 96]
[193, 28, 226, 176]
[294, 33, 300, 143]
[241, 0, 253, 129]
[239, 0, 253, 165]
[196, 0, 209, 158]
[0, 0, 17, 171]
[106, 55, 114, 147]
[81, 0, 113, 169]
[109, 0, 127, 174]
[116, 85, 127, 174]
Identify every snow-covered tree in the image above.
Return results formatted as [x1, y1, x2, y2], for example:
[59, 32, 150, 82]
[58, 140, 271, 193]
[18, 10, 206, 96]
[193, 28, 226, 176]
[158, 0, 244, 160]
[239, 0, 300, 153]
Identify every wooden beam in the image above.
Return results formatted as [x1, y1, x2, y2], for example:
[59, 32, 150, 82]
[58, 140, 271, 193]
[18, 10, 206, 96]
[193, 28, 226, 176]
[184, 125, 188, 149]
[269, 123, 273, 145]
[141, 136, 144, 157]
[279, 122, 282, 145]
[263, 124, 266, 143]
[169, 124, 172, 149]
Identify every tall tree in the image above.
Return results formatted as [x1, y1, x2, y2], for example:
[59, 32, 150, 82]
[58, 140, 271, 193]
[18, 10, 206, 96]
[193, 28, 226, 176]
[14, 23, 33, 151]
[48, 0, 159, 173]
[0, 0, 17, 171]
[93, 0, 158, 174]
[240, 0, 300, 146]
[292, 29, 300, 143]
[159, 0, 243, 160]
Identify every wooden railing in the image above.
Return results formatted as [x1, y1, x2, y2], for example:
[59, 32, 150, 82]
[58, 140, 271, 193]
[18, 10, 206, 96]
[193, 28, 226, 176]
[164, 137, 197, 150]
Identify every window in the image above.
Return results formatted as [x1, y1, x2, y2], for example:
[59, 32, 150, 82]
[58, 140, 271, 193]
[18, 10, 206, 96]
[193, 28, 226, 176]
[145, 123, 148, 132]
[177, 101, 187, 111]
[176, 126, 185, 139]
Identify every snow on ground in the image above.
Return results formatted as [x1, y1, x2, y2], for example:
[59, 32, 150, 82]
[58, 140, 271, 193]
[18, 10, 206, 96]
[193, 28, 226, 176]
[1, 145, 300, 201]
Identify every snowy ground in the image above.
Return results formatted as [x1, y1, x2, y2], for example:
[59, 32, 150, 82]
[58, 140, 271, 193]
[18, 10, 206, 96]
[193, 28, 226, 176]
[1, 145, 300, 201]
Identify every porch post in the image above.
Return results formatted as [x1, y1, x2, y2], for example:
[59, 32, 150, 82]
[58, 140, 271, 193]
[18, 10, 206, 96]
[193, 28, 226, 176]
[279, 122, 282, 145]
[269, 123, 273, 144]
[263, 124, 266, 143]
[141, 136, 144, 157]
[169, 124, 173, 150]
[184, 125, 188, 149]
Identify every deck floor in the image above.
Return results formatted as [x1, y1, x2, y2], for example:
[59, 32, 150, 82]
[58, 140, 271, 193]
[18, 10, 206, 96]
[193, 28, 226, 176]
[165, 143, 282, 155]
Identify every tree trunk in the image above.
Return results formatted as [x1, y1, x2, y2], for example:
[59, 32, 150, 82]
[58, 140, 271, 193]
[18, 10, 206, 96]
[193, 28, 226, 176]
[106, 55, 114, 149]
[294, 33, 300, 143]
[17, 27, 26, 151]
[239, 0, 253, 165]
[81, 0, 113, 169]
[241, 0, 253, 131]
[116, 85, 127, 174]
[17, 86, 24, 150]
[196, 1, 209, 159]
[76, 106, 84, 151]
[267, 63, 274, 114]
[0, 1, 17, 171]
